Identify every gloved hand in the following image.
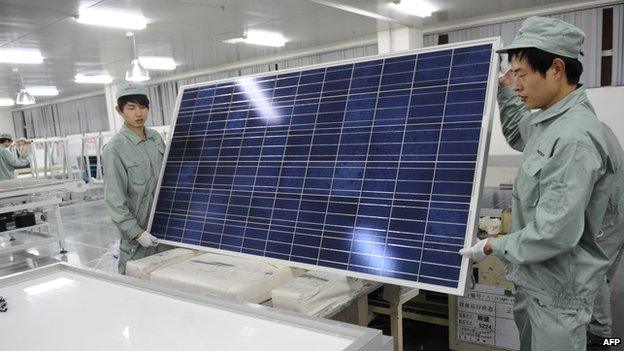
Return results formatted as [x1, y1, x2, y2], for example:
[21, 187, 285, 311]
[136, 231, 159, 247]
[459, 238, 490, 262]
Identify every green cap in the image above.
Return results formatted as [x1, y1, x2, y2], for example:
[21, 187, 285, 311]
[116, 83, 148, 100]
[0, 133, 13, 140]
[496, 16, 585, 59]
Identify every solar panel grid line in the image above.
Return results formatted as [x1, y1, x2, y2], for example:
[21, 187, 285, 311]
[172, 76, 486, 131]
[315, 65, 356, 264]
[282, 69, 325, 261]
[197, 88, 233, 245]
[295, 66, 349, 265]
[263, 73, 302, 258]
[216, 84, 247, 251]
[377, 55, 419, 277]
[308, 65, 355, 264]
[195, 88, 228, 247]
[217, 80, 250, 251]
[414, 48, 455, 282]
[294, 65, 347, 265]
[356, 55, 421, 276]
[184, 89, 215, 246]
[454, 42, 498, 293]
[172, 90, 206, 245]
[236, 110, 273, 254]
[343, 60, 384, 273]
[148, 38, 500, 295]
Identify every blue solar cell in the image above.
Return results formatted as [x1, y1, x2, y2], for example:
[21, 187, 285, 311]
[150, 41, 496, 294]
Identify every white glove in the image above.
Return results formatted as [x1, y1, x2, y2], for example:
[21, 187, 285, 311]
[136, 231, 159, 247]
[459, 238, 490, 262]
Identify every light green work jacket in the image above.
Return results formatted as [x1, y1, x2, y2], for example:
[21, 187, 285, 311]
[0, 145, 29, 180]
[103, 125, 165, 273]
[491, 86, 614, 308]
[596, 123, 624, 280]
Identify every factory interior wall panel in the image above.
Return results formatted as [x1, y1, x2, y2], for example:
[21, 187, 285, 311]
[586, 86, 624, 145]
[424, 5, 613, 89]
[0, 109, 15, 136]
[10, 94, 109, 139]
[487, 86, 624, 157]
[11, 110, 25, 139]
[487, 103, 522, 157]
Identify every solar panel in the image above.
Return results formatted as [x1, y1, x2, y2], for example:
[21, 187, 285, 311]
[149, 38, 499, 295]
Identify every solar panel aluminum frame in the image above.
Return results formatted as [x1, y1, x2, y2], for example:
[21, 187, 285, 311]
[148, 37, 501, 296]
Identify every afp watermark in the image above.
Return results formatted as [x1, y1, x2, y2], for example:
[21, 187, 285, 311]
[603, 338, 621, 346]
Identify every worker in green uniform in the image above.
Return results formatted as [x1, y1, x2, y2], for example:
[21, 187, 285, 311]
[587, 122, 624, 346]
[460, 16, 617, 350]
[0, 133, 30, 180]
[103, 83, 166, 274]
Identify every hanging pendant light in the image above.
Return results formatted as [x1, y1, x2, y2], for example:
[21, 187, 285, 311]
[16, 88, 36, 105]
[15, 74, 35, 105]
[125, 32, 149, 82]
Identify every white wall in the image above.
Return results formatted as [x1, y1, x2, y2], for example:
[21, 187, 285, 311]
[488, 86, 624, 156]
[489, 103, 522, 156]
[586, 86, 624, 142]
[0, 108, 15, 136]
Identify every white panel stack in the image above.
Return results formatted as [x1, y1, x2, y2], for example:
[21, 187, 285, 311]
[150, 252, 298, 303]
[271, 271, 364, 315]
[126, 248, 198, 280]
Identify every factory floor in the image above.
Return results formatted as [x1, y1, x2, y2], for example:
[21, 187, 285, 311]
[0, 200, 622, 350]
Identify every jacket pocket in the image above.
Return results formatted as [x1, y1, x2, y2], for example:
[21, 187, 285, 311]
[126, 159, 147, 185]
[514, 154, 547, 207]
[540, 180, 567, 214]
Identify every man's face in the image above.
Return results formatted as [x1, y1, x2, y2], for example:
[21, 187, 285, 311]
[510, 57, 558, 110]
[116, 102, 149, 129]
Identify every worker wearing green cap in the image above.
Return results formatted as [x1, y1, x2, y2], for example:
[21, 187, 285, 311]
[0, 133, 30, 180]
[103, 83, 166, 274]
[459, 16, 622, 350]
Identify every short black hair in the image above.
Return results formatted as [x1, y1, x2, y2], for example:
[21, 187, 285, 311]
[0, 138, 11, 144]
[117, 94, 149, 111]
[507, 47, 583, 85]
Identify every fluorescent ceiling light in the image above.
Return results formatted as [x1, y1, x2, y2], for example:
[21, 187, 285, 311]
[223, 30, 287, 47]
[308, 0, 398, 22]
[0, 98, 14, 107]
[74, 74, 113, 84]
[0, 48, 44, 64]
[76, 8, 147, 30]
[389, 0, 437, 17]
[138, 56, 177, 70]
[26, 86, 59, 96]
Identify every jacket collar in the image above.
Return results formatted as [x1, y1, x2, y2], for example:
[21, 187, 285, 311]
[529, 85, 589, 126]
[120, 124, 155, 145]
